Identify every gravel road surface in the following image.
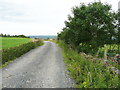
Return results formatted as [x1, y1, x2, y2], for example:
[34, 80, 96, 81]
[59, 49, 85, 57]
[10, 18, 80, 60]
[0, 41, 74, 88]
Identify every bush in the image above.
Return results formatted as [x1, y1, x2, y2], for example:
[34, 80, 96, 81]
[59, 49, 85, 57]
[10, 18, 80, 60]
[2, 40, 43, 64]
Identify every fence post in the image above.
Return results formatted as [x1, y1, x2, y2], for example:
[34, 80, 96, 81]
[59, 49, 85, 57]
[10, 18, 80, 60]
[104, 44, 108, 60]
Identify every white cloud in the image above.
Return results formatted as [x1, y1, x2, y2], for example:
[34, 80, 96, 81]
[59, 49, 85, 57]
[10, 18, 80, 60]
[0, 0, 119, 35]
[0, 21, 63, 35]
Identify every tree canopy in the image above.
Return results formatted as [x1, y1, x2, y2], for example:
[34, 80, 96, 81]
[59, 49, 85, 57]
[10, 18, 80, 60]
[58, 2, 118, 54]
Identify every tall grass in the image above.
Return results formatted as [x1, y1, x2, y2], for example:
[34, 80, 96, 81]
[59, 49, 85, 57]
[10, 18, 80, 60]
[57, 40, 120, 88]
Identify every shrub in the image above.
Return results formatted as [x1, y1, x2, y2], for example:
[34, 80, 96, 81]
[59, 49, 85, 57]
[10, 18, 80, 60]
[2, 40, 43, 64]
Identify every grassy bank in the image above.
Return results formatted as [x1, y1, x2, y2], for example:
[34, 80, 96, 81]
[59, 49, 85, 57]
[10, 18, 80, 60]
[1, 37, 32, 49]
[57, 40, 120, 88]
[1, 39, 43, 67]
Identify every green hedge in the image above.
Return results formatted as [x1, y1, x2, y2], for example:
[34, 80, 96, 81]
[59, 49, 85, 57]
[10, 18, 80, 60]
[2, 40, 43, 64]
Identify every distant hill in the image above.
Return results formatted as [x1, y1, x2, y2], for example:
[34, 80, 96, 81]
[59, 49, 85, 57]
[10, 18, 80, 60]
[28, 35, 57, 39]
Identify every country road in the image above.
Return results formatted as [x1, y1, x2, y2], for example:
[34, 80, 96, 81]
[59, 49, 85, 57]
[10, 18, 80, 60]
[0, 41, 74, 88]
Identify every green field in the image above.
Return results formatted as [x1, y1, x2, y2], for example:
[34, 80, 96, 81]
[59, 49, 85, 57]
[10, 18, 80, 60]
[1, 37, 32, 49]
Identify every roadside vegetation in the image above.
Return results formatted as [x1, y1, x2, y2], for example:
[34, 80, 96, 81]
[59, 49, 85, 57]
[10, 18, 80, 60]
[1, 37, 43, 67]
[57, 41, 120, 88]
[57, 2, 120, 88]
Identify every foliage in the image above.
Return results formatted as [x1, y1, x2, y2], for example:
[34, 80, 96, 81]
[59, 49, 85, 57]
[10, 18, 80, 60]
[0, 33, 29, 38]
[98, 44, 119, 57]
[57, 40, 120, 88]
[57, 2, 120, 88]
[2, 40, 43, 65]
[58, 2, 118, 55]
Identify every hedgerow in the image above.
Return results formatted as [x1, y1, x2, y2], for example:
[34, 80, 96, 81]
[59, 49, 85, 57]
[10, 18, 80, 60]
[57, 40, 120, 88]
[2, 40, 43, 64]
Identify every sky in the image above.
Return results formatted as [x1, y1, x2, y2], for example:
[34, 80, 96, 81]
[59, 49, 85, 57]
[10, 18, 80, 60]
[0, 0, 120, 36]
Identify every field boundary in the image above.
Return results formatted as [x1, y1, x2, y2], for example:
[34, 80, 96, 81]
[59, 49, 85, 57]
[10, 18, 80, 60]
[1, 39, 43, 67]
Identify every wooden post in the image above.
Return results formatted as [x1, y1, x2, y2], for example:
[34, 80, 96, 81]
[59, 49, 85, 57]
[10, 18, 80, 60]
[104, 44, 108, 60]
[96, 48, 100, 57]
[118, 44, 120, 54]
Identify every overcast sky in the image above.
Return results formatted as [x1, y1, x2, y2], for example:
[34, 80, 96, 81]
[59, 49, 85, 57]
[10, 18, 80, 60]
[0, 0, 119, 36]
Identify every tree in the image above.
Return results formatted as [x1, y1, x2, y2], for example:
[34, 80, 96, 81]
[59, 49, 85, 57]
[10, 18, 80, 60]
[0, 33, 3, 37]
[58, 2, 116, 54]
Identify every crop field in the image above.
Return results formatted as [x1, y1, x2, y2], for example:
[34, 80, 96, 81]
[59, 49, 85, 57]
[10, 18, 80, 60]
[1, 37, 32, 49]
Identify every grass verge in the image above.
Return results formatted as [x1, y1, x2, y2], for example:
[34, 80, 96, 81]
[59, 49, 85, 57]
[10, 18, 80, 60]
[57, 40, 120, 88]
